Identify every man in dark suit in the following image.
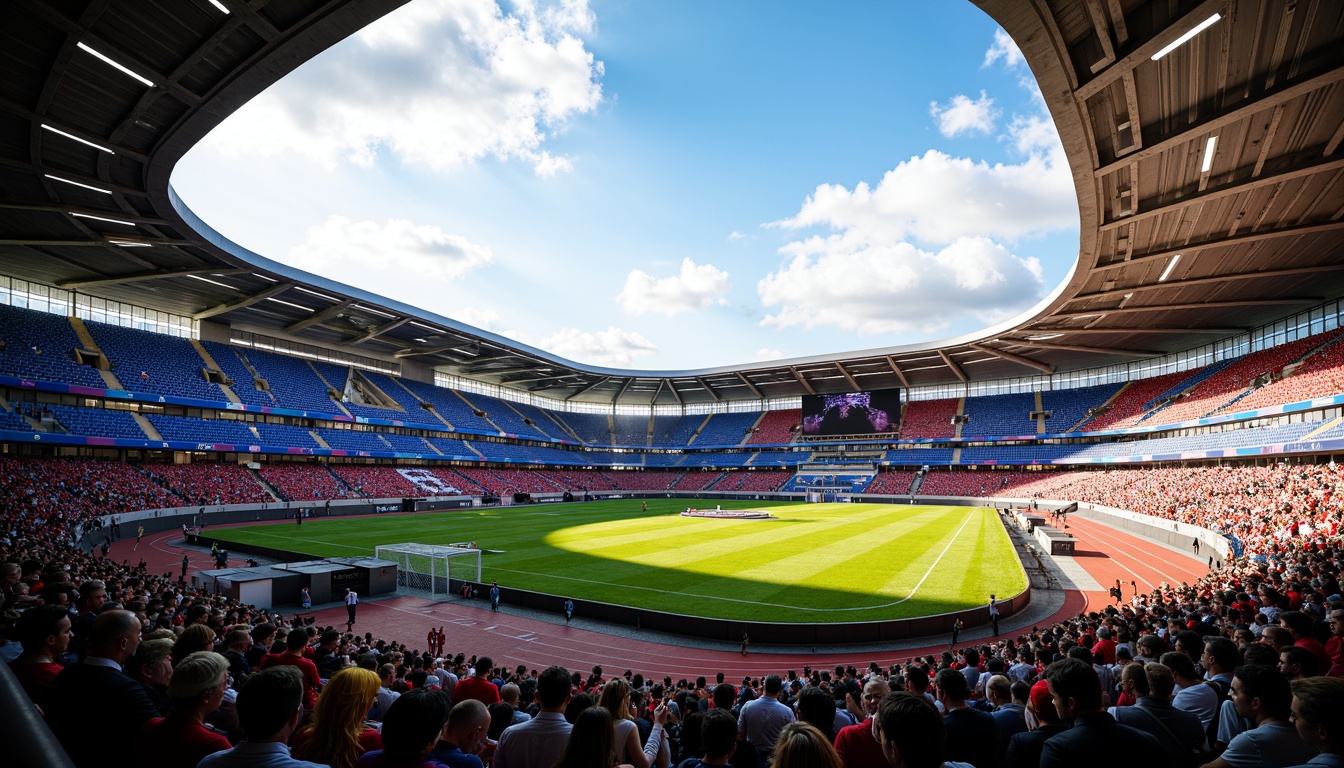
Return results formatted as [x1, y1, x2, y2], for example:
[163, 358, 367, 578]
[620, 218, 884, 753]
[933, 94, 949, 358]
[1040, 657, 1169, 768]
[43, 609, 159, 768]
[1004, 680, 1070, 768]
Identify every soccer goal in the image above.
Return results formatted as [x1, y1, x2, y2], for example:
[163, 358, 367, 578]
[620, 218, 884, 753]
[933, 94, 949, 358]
[375, 543, 481, 596]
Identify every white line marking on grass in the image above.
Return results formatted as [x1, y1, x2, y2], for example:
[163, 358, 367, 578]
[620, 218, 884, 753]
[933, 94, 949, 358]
[491, 512, 978, 615]
[891, 510, 976, 605]
[217, 529, 370, 553]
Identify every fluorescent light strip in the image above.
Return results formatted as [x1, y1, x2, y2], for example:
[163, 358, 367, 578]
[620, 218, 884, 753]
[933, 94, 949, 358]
[252, 273, 278, 282]
[409, 320, 448, 333]
[295, 286, 340, 302]
[41, 124, 114, 154]
[266, 297, 314, 313]
[108, 240, 150, 248]
[76, 42, 155, 87]
[70, 211, 135, 226]
[45, 174, 112, 194]
[1027, 334, 1064, 341]
[206, 0, 230, 13]
[1158, 253, 1182, 282]
[187, 274, 239, 290]
[1201, 135, 1217, 173]
[353, 303, 395, 319]
[1151, 13, 1222, 61]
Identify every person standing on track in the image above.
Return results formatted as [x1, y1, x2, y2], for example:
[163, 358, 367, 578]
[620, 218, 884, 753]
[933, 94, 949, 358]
[564, 598, 574, 624]
[300, 587, 311, 611]
[181, 554, 189, 581]
[490, 581, 500, 612]
[134, 525, 144, 551]
[989, 594, 1001, 636]
[345, 588, 358, 630]
[741, 632, 749, 656]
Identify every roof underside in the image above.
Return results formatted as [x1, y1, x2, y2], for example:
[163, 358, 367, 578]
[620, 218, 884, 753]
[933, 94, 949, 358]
[0, 0, 1341, 406]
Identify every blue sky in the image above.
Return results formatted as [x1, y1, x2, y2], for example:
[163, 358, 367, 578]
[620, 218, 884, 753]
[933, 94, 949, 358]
[173, 0, 1079, 370]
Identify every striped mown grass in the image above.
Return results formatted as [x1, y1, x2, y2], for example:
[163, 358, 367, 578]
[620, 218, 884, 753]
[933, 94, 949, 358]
[211, 499, 1026, 623]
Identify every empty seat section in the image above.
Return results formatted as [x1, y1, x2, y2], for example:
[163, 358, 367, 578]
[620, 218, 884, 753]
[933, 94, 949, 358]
[695, 412, 759, 446]
[649, 415, 700, 447]
[1041, 383, 1125, 432]
[500, 401, 563, 440]
[556, 413, 612, 444]
[318, 428, 391, 452]
[897, 399, 958, 439]
[612, 415, 648, 446]
[462, 393, 551, 440]
[885, 448, 955, 465]
[48, 405, 146, 439]
[0, 305, 107, 388]
[199, 341, 276, 407]
[243, 349, 344, 413]
[960, 392, 1036, 437]
[381, 432, 434, 453]
[148, 415, 256, 444]
[253, 422, 321, 449]
[746, 409, 799, 444]
[395, 379, 496, 433]
[85, 321, 222, 400]
[427, 436, 479, 458]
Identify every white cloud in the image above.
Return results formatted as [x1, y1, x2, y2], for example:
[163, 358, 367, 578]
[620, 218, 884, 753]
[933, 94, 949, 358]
[929, 91, 998, 138]
[984, 28, 1024, 68]
[773, 145, 1074, 247]
[455, 307, 502, 330]
[287, 217, 493, 288]
[617, 258, 731, 316]
[757, 237, 1044, 336]
[728, 231, 745, 241]
[523, 326, 658, 367]
[202, 0, 603, 176]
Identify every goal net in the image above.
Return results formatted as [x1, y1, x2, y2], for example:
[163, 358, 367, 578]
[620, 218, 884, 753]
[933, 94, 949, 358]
[374, 543, 481, 596]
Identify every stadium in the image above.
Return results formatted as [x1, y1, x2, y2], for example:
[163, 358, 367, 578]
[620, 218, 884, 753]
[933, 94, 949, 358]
[2, 1, 1343, 767]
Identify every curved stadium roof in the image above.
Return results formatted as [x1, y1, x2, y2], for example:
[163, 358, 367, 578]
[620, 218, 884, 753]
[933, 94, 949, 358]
[1, 0, 1342, 407]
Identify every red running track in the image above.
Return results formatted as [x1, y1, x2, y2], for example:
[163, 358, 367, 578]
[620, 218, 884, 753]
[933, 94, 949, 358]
[111, 512, 1206, 679]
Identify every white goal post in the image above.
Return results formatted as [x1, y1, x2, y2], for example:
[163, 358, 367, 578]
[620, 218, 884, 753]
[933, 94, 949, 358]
[374, 543, 481, 596]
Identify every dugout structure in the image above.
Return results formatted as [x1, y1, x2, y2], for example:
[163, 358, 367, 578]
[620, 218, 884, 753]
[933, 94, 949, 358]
[375, 543, 481, 596]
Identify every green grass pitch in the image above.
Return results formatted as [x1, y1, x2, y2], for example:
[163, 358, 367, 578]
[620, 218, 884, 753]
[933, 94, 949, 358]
[211, 499, 1026, 623]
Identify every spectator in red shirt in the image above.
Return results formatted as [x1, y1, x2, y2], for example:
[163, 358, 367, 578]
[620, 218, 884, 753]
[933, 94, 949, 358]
[259, 627, 322, 710]
[1326, 607, 1344, 677]
[1281, 611, 1332, 679]
[8, 604, 71, 702]
[136, 650, 233, 768]
[833, 678, 890, 768]
[453, 655, 501, 707]
[1092, 626, 1118, 666]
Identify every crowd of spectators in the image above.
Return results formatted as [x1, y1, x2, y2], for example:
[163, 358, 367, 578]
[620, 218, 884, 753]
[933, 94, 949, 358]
[897, 399, 958, 440]
[746, 410, 800, 445]
[1216, 338, 1344, 416]
[258, 464, 356, 503]
[329, 466, 420, 500]
[145, 464, 274, 507]
[6, 454, 1344, 767]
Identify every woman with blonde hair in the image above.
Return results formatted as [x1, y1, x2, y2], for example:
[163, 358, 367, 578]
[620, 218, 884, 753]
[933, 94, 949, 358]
[771, 722, 843, 768]
[171, 623, 216, 665]
[597, 678, 669, 768]
[292, 666, 384, 768]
